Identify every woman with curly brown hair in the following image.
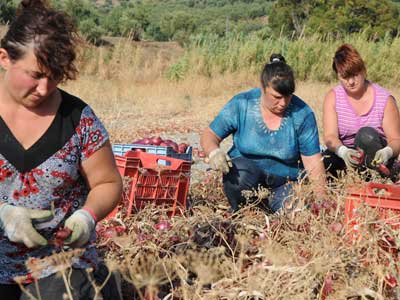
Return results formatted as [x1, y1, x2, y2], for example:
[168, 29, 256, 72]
[0, 0, 122, 299]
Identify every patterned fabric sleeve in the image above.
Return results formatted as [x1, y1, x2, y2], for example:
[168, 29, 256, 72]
[77, 105, 109, 161]
[209, 95, 240, 140]
[297, 112, 321, 156]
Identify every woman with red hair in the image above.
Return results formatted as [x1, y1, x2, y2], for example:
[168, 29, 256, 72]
[323, 44, 400, 180]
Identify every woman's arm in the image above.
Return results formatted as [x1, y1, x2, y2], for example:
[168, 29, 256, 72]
[200, 127, 223, 157]
[323, 89, 342, 152]
[80, 141, 123, 221]
[382, 96, 400, 158]
[301, 153, 326, 195]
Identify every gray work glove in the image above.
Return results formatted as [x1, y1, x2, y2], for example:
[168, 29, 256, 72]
[372, 146, 393, 166]
[207, 148, 233, 174]
[64, 209, 96, 248]
[0, 204, 52, 248]
[336, 145, 362, 168]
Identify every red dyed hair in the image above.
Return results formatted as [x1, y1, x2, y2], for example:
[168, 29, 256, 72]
[332, 44, 366, 78]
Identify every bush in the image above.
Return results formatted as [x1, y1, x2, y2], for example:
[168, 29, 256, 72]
[79, 18, 105, 44]
[269, 0, 400, 39]
[0, 0, 15, 24]
[167, 32, 400, 86]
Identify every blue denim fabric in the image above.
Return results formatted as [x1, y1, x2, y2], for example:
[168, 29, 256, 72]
[223, 157, 293, 213]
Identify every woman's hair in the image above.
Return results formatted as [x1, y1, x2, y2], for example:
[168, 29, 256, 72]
[0, 0, 79, 82]
[332, 44, 366, 78]
[260, 54, 295, 96]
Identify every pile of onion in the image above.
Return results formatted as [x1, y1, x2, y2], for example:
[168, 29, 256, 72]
[132, 136, 189, 154]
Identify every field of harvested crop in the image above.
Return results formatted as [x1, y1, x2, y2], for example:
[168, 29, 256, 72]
[22, 38, 400, 299]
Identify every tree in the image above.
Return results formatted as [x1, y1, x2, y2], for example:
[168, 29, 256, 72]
[0, 0, 16, 24]
[79, 18, 105, 44]
[101, 3, 151, 40]
[59, 0, 108, 43]
[269, 0, 400, 39]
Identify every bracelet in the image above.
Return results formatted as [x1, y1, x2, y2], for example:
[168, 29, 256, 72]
[82, 207, 98, 223]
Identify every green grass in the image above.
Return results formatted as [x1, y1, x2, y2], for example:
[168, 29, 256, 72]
[165, 32, 400, 86]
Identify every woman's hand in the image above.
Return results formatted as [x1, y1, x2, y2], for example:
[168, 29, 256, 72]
[207, 148, 232, 174]
[64, 209, 95, 248]
[372, 146, 393, 166]
[336, 145, 363, 168]
[0, 204, 52, 248]
[201, 127, 232, 173]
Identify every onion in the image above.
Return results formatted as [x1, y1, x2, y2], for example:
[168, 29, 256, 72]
[150, 136, 163, 146]
[259, 232, 267, 240]
[160, 142, 169, 147]
[162, 140, 178, 152]
[310, 202, 321, 216]
[169, 236, 180, 243]
[55, 227, 72, 240]
[378, 164, 390, 176]
[137, 233, 153, 242]
[385, 274, 398, 287]
[102, 228, 118, 238]
[328, 222, 342, 234]
[141, 138, 152, 145]
[178, 143, 188, 154]
[154, 220, 172, 231]
[322, 275, 334, 297]
[132, 139, 144, 144]
[99, 225, 126, 238]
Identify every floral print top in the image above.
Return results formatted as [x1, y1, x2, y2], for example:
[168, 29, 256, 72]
[0, 89, 108, 283]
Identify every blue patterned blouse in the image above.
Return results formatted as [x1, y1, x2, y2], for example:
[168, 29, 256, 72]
[210, 88, 320, 180]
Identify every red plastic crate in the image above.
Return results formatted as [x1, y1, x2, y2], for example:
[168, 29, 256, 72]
[107, 150, 191, 218]
[345, 182, 400, 241]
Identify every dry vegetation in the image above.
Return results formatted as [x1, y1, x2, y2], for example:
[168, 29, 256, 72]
[5, 35, 400, 299]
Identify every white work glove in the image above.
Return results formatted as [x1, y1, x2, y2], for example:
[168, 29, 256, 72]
[64, 209, 96, 248]
[372, 146, 393, 166]
[207, 148, 233, 174]
[0, 204, 52, 248]
[336, 145, 362, 168]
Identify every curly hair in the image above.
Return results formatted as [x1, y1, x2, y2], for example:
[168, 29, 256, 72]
[0, 0, 79, 82]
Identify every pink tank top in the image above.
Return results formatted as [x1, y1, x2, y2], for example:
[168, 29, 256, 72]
[335, 82, 389, 147]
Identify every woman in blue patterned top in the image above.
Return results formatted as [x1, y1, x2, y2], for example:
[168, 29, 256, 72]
[201, 54, 325, 212]
[0, 0, 122, 299]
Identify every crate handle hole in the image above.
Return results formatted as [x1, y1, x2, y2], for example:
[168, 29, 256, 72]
[372, 187, 389, 196]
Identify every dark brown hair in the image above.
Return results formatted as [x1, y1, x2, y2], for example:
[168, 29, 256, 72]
[0, 0, 79, 82]
[260, 54, 295, 96]
[332, 44, 366, 78]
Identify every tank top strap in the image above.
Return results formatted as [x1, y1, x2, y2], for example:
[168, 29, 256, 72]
[370, 82, 390, 122]
[371, 82, 390, 107]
